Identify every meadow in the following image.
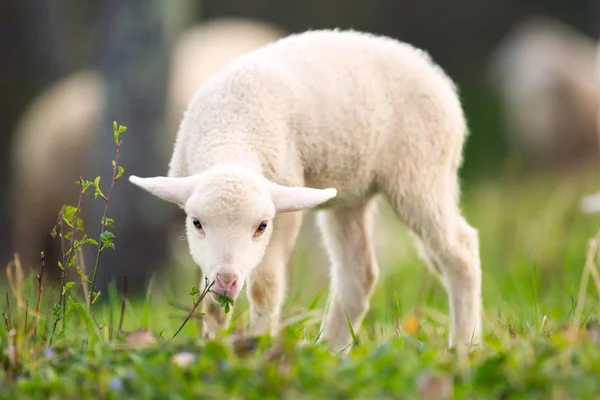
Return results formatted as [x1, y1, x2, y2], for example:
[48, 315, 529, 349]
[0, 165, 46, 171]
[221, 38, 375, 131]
[0, 122, 599, 399]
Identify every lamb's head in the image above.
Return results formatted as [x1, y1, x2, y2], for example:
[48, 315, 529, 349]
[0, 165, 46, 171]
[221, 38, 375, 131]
[129, 165, 336, 301]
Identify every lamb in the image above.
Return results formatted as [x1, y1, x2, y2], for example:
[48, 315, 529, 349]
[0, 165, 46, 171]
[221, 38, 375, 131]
[129, 29, 483, 352]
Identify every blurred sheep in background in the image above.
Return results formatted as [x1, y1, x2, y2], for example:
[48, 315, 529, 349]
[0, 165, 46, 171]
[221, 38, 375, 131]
[9, 70, 104, 280]
[579, 40, 600, 214]
[488, 16, 600, 169]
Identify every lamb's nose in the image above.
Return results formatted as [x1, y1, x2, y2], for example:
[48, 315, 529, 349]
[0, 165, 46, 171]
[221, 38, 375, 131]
[216, 272, 238, 291]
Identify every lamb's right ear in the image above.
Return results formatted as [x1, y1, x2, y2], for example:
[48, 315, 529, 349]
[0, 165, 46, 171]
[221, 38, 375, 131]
[266, 181, 338, 213]
[129, 175, 198, 206]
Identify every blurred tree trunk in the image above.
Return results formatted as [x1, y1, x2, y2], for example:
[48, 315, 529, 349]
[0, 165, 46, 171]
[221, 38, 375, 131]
[88, 0, 170, 295]
[0, 1, 64, 264]
[590, 0, 600, 38]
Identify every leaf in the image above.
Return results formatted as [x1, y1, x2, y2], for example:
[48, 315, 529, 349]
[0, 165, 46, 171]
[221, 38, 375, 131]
[52, 303, 62, 321]
[76, 267, 91, 283]
[91, 290, 101, 304]
[67, 256, 77, 269]
[116, 166, 124, 180]
[62, 282, 75, 296]
[93, 177, 107, 200]
[76, 218, 85, 232]
[102, 217, 115, 228]
[57, 261, 64, 270]
[100, 230, 116, 240]
[65, 295, 77, 316]
[62, 205, 78, 227]
[189, 286, 200, 297]
[113, 121, 127, 144]
[79, 179, 93, 195]
[216, 293, 234, 314]
[344, 306, 358, 346]
[100, 231, 116, 251]
[74, 235, 98, 250]
[75, 304, 103, 344]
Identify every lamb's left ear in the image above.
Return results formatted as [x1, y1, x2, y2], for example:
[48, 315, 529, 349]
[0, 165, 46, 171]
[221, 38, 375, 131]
[129, 175, 198, 207]
[266, 182, 337, 213]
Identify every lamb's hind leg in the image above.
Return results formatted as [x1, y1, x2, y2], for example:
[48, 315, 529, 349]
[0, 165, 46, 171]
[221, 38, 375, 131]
[387, 180, 482, 348]
[317, 200, 379, 353]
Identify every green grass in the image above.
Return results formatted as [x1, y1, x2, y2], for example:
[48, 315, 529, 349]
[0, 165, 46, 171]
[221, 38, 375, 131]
[1, 162, 600, 399]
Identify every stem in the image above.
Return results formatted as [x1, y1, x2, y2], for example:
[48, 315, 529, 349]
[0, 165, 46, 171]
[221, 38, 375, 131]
[60, 188, 85, 331]
[5, 292, 12, 331]
[89, 142, 122, 301]
[3, 313, 10, 331]
[24, 298, 29, 335]
[58, 211, 66, 318]
[33, 252, 45, 337]
[172, 279, 215, 339]
[118, 275, 128, 335]
[49, 317, 58, 346]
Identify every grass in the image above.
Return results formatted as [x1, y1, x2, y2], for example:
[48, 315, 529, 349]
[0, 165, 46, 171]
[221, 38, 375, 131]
[1, 129, 600, 398]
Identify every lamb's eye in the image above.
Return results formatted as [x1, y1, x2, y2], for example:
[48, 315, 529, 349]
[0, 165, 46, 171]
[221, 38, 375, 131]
[254, 221, 268, 236]
[192, 218, 203, 230]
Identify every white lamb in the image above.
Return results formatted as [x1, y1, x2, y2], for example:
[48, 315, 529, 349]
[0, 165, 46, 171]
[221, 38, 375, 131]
[130, 29, 483, 352]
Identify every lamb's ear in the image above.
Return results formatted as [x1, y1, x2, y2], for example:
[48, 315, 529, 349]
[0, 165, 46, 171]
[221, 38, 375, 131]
[129, 175, 198, 206]
[266, 182, 337, 213]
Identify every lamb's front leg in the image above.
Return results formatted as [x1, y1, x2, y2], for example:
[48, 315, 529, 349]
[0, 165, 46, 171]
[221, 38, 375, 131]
[202, 300, 231, 339]
[247, 212, 302, 336]
[201, 278, 232, 339]
[316, 202, 380, 354]
[247, 262, 285, 336]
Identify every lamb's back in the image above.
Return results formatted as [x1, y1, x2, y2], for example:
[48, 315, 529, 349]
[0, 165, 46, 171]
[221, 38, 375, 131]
[173, 30, 466, 198]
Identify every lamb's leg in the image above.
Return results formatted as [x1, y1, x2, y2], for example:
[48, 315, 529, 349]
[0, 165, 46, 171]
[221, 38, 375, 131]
[247, 212, 303, 336]
[386, 181, 482, 348]
[316, 200, 379, 353]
